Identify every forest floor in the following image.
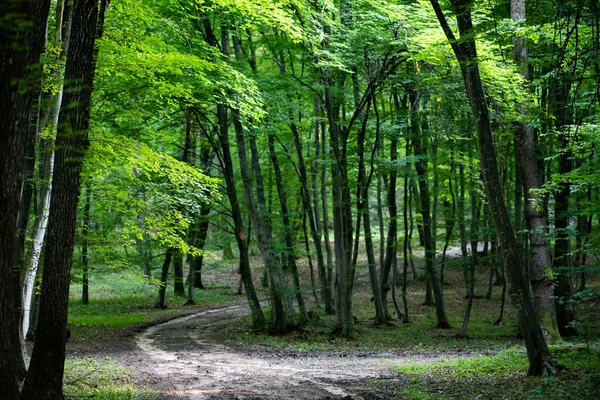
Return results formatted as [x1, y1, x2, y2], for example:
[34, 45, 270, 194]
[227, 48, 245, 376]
[129, 301, 486, 400]
[64, 247, 600, 399]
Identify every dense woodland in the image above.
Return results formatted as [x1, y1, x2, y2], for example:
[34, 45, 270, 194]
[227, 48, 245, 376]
[1, 0, 600, 398]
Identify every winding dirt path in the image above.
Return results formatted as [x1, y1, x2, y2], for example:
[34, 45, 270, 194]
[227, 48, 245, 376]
[131, 303, 472, 399]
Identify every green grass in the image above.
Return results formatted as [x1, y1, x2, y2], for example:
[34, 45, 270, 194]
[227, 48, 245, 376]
[68, 268, 236, 342]
[393, 345, 600, 399]
[64, 357, 160, 399]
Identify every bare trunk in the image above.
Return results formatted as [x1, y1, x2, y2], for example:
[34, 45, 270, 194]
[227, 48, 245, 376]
[409, 89, 450, 329]
[511, 0, 560, 341]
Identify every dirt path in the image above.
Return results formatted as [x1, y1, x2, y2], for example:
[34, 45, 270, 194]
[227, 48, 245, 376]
[131, 303, 473, 399]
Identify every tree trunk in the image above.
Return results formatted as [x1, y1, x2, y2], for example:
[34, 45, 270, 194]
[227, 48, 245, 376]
[511, 0, 560, 342]
[269, 134, 307, 320]
[356, 99, 386, 325]
[234, 111, 292, 331]
[156, 249, 173, 309]
[81, 183, 91, 305]
[290, 120, 334, 313]
[202, 19, 265, 329]
[1, 1, 52, 395]
[22, 1, 104, 397]
[409, 88, 450, 329]
[173, 252, 185, 297]
[430, 0, 557, 375]
[215, 103, 265, 329]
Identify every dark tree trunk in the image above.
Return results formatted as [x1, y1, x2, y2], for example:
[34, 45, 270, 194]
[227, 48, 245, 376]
[355, 99, 386, 325]
[201, 19, 265, 329]
[458, 161, 470, 297]
[380, 93, 401, 319]
[21, 1, 104, 397]
[0, 1, 51, 396]
[157, 249, 173, 309]
[269, 134, 307, 320]
[234, 111, 291, 332]
[82, 183, 92, 305]
[430, 0, 557, 375]
[409, 88, 450, 329]
[173, 252, 185, 297]
[192, 204, 211, 291]
[402, 172, 410, 323]
[440, 150, 456, 288]
[215, 103, 265, 330]
[290, 120, 334, 313]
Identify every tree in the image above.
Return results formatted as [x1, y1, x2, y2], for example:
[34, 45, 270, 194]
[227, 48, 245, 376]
[21, 0, 104, 397]
[429, 0, 558, 376]
[0, 1, 52, 397]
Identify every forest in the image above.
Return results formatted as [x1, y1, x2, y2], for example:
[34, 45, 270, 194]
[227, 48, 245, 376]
[1, 0, 599, 399]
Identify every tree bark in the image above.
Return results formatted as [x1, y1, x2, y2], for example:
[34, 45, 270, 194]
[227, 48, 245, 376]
[511, 0, 560, 341]
[81, 183, 91, 305]
[22, 1, 103, 397]
[157, 249, 173, 309]
[0, 1, 52, 395]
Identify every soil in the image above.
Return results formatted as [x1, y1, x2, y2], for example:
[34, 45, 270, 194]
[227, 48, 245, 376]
[81, 300, 482, 400]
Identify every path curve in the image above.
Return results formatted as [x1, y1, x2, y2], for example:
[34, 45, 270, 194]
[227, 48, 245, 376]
[134, 303, 467, 399]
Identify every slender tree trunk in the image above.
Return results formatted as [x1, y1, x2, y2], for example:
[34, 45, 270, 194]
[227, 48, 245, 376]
[157, 249, 173, 309]
[173, 252, 185, 297]
[430, 0, 557, 375]
[511, 0, 560, 342]
[269, 135, 307, 320]
[291, 120, 334, 313]
[402, 173, 410, 323]
[356, 100, 386, 325]
[214, 103, 265, 329]
[234, 111, 292, 331]
[440, 151, 456, 288]
[409, 88, 450, 329]
[23, 143, 55, 337]
[202, 18, 265, 329]
[458, 160, 469, 297]
[81, 183, 91, 305]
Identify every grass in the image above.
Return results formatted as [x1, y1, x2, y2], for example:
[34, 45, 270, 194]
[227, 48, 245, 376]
[68, 266, 236, 343]
[64, 357, 160, 399]
[394, 345, 600, 399]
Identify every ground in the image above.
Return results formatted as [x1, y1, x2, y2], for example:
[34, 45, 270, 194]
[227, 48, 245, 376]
[83, 300, 477, 400]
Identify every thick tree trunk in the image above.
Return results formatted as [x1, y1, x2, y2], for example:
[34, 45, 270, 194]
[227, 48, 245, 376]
[21, 1, 103, 397]
[1, 1, 51, 395]
[430, 0, 557, 375]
